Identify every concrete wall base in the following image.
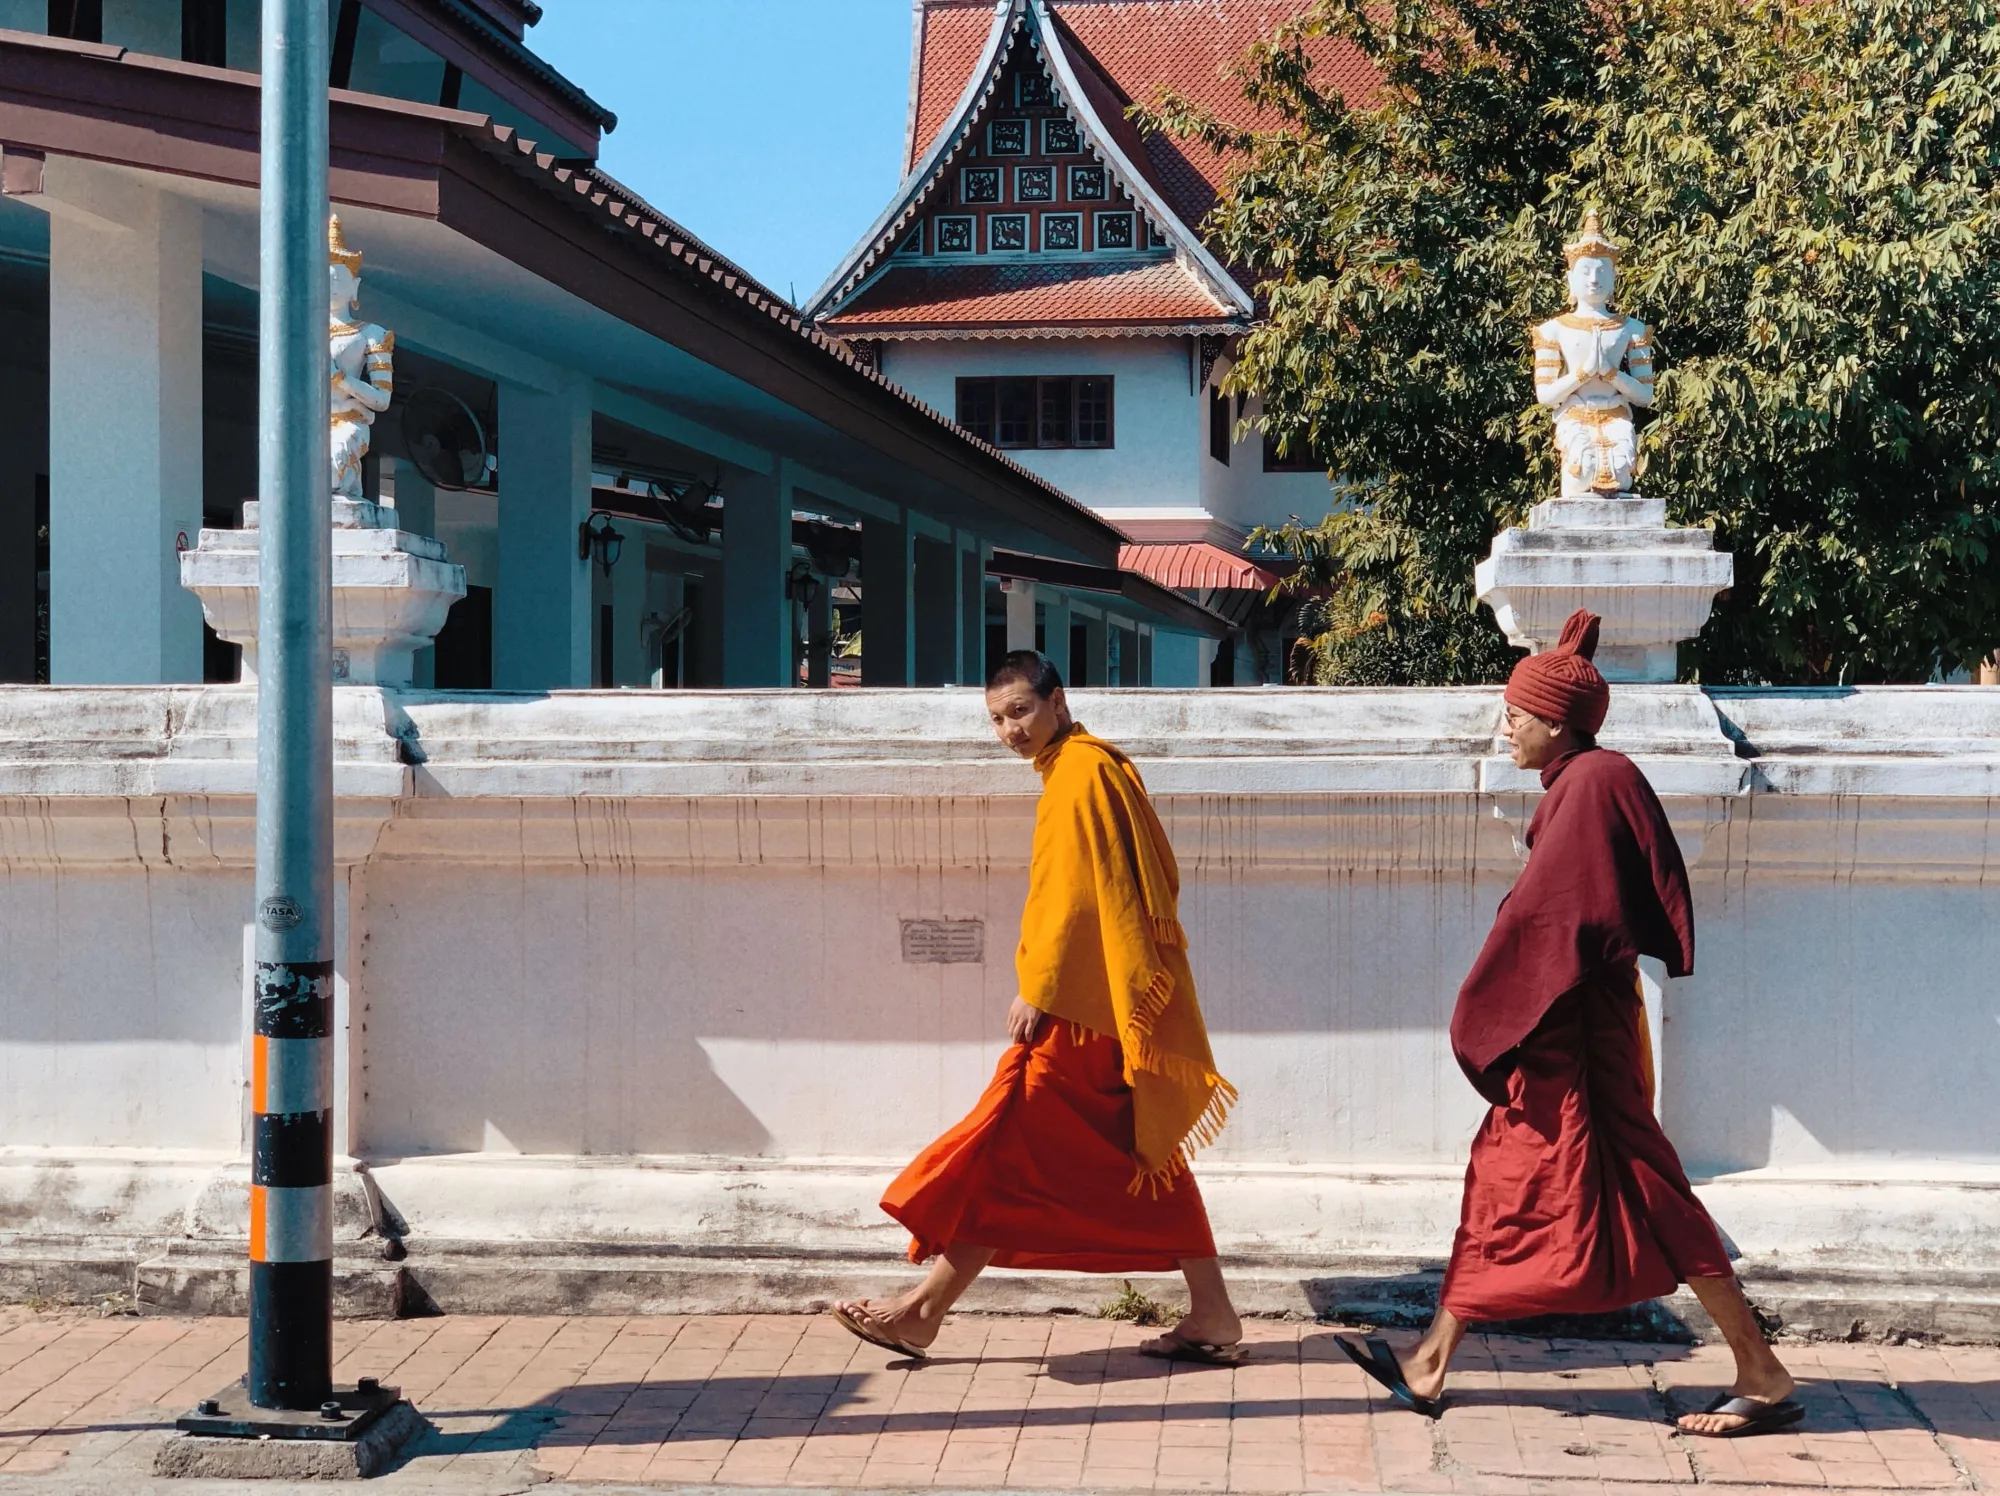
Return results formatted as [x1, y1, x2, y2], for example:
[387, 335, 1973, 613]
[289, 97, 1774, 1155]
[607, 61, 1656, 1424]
[9, 1235, 1998, 1345]
[153, 1401, 427, 1480]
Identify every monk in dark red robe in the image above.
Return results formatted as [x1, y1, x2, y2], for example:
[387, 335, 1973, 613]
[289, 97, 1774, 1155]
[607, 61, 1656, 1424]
[1341, 612, 1800, 1439]
[832, 650, 1245, 1365]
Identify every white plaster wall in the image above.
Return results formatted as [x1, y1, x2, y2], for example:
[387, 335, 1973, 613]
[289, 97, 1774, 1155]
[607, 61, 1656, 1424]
[1198, 386, 1344, 534]
[885, 338, 1201, 514]
[1, 684, 1997, 1275]
[0, 867, 246, 1150]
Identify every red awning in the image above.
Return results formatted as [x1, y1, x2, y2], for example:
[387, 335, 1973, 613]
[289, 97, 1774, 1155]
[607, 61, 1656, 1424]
[1118, 543, 1290, 592]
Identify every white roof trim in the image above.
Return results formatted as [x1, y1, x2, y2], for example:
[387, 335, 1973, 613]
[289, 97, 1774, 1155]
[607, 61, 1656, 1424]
[806, 0, 1253, 323]
[1028, 0, 1253, 318]
[807, 0, 1020, 316]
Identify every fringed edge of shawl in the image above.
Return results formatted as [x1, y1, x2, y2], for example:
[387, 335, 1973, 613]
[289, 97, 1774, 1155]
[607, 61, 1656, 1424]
[1122, 963, 1179, 1050]
[1124, 1057, 1240, 1197]
[1150, 915, 1187, 951]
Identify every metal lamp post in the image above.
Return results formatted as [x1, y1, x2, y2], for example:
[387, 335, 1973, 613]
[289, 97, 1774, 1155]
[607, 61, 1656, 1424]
[246, 0, 335, 1410]
[170, 0, 408, 1456]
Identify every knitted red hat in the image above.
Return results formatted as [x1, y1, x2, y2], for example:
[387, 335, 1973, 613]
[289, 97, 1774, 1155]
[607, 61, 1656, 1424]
[1504, 610, 1610, 735]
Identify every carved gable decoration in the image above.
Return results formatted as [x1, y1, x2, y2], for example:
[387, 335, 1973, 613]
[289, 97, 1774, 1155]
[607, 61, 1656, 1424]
[806, 0, 1252, 330]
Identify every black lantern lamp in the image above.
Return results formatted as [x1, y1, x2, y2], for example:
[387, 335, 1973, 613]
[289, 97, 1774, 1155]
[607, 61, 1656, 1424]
[785, 560, 821, 610]
[578, 512, 625, 576]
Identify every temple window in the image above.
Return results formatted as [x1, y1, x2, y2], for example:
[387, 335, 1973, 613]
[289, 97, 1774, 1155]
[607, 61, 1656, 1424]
[962, 168, 1002, 204]
[956, 377, 1115, 450]
[1041, 214, 1081, 251]
[1017, 71, 1054, 108]
[990, 215, 1028, 252]
[1017, 166, 1054, 202]
[1044, 117, 1082, 154]
[937, 217, 975, 253]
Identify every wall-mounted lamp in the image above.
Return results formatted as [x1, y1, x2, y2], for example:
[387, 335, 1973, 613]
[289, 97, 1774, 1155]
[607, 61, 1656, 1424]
[785, 560, 821, 610]
[578, 512, 625, 576]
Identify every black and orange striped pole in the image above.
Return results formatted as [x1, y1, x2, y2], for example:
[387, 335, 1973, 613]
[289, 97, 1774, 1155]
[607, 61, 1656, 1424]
[248, 961, 334, 1405]
[247, 0, 334, 1411]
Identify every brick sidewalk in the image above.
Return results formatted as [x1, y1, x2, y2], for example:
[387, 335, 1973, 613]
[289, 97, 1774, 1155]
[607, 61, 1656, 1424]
[0, 1307, 1992, 1492]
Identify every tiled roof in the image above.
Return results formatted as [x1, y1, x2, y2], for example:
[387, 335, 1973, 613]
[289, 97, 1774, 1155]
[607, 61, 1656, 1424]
[1119, 541, 1291, 591]
[910, 0, 1376, 232]
[821, 258, 1236, 335]
[454, 127, 1118, 540]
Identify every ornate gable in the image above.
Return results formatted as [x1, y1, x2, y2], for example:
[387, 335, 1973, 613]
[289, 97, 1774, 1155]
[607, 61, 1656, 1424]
[807, 0, 1250, 338]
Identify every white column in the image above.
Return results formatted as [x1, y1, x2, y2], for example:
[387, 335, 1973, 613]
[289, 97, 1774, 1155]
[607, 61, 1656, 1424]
[45, 161, 203, 683]
[723, 462, 794, 687]
[1004, 579, 1037, 652]
[495, 379, 592, 690]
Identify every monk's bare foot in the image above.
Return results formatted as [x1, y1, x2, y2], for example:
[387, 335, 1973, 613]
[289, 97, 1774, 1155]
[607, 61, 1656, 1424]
[1397, 1337, 1450, 1404]
[1142, 1306, 1243, 1357]
[833, 1295, 940, 1352]
[1676, 1366, 1797, 1435]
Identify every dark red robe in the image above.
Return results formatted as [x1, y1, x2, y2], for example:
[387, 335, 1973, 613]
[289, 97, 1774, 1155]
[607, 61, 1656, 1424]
[1442, 748, 1730, 1321]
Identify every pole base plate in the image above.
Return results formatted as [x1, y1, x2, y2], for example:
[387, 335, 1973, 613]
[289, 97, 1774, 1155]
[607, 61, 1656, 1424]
[174, 1378, 403, 1441]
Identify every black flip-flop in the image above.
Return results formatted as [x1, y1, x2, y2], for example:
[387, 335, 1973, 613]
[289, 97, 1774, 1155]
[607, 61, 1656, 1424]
[1677, 1393, 1806, 1438]
[1137, 1329, 1250, 1367]
[1336, 1334, 1445, 1419]
[831, 1304, 929, 1361]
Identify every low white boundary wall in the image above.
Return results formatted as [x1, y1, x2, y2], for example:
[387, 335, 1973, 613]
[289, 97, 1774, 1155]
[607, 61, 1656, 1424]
[2, 684, 1997, 1319]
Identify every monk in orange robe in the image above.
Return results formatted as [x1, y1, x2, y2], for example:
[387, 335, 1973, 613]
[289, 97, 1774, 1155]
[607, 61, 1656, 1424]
[1339, 612, 1800, 1438]
[833, 650, 1245, 1364]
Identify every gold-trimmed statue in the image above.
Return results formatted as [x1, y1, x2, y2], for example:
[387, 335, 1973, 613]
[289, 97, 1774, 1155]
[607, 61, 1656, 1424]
[328, 215, 394, 501]
[1532, 211, 1653, 497]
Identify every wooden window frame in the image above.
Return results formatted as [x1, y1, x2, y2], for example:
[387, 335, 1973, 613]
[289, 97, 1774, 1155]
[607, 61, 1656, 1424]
[955, 376, 1115, 450]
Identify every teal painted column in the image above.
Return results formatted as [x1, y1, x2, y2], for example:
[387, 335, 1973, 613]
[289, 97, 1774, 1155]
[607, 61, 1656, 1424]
[860, 511, 911, 686]
[722, 461, 794, 687]
[494, 380, 592, 690]
[911, 533, 955, 687]
[958, 539, 985, 685]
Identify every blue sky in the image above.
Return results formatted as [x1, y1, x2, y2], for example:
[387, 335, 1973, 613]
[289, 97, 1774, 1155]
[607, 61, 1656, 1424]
[531, 1, 914, 309]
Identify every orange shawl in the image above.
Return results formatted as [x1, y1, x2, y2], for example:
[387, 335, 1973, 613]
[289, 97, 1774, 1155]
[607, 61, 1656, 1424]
[1017, 726, 1235, 1188]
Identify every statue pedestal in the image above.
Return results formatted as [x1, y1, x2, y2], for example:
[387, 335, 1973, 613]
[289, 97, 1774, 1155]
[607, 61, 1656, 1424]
[1474, 495, 1733, 682]
[180, 499, 467, 687]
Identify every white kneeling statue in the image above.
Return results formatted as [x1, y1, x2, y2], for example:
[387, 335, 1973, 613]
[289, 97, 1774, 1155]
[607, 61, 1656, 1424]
[180, 215, 464, 687]
[1533, 211, 1654, 498]
[1474, 210, 1731, 683]
[328, 215, 394, 500]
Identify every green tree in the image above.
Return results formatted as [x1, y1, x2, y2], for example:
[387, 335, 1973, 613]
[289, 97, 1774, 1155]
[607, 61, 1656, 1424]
[1150, 0, 2000, 684]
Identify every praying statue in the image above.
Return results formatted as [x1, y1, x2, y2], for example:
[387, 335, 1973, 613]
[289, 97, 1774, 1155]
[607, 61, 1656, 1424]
[1532, 211, 1653, 497]
[328, 215, 395, 501]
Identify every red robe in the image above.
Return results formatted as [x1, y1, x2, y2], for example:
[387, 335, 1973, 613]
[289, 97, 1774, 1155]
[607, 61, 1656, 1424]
[881, 1022, 1217, 1273]
[1442, 748, 1730, 1321]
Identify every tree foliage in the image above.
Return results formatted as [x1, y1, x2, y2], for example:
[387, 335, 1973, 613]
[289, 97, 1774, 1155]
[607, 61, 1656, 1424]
[1146, 0, 2000, 684]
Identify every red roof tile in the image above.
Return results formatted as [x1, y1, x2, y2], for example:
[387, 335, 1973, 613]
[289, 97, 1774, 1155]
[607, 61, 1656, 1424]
[1119, 541, 1291, 591]
[821, 258, 1235, 335]
[909, 0, 1376, 232]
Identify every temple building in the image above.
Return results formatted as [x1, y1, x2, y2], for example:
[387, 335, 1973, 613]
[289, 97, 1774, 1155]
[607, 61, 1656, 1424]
[0, 0, 1227, 691]
[809, 0, 1372, 682]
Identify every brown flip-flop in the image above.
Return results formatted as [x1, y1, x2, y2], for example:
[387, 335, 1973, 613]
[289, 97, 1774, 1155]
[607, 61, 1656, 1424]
[1138, 1328, 1249, 1366]
[832, 1303, 929, 1360]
